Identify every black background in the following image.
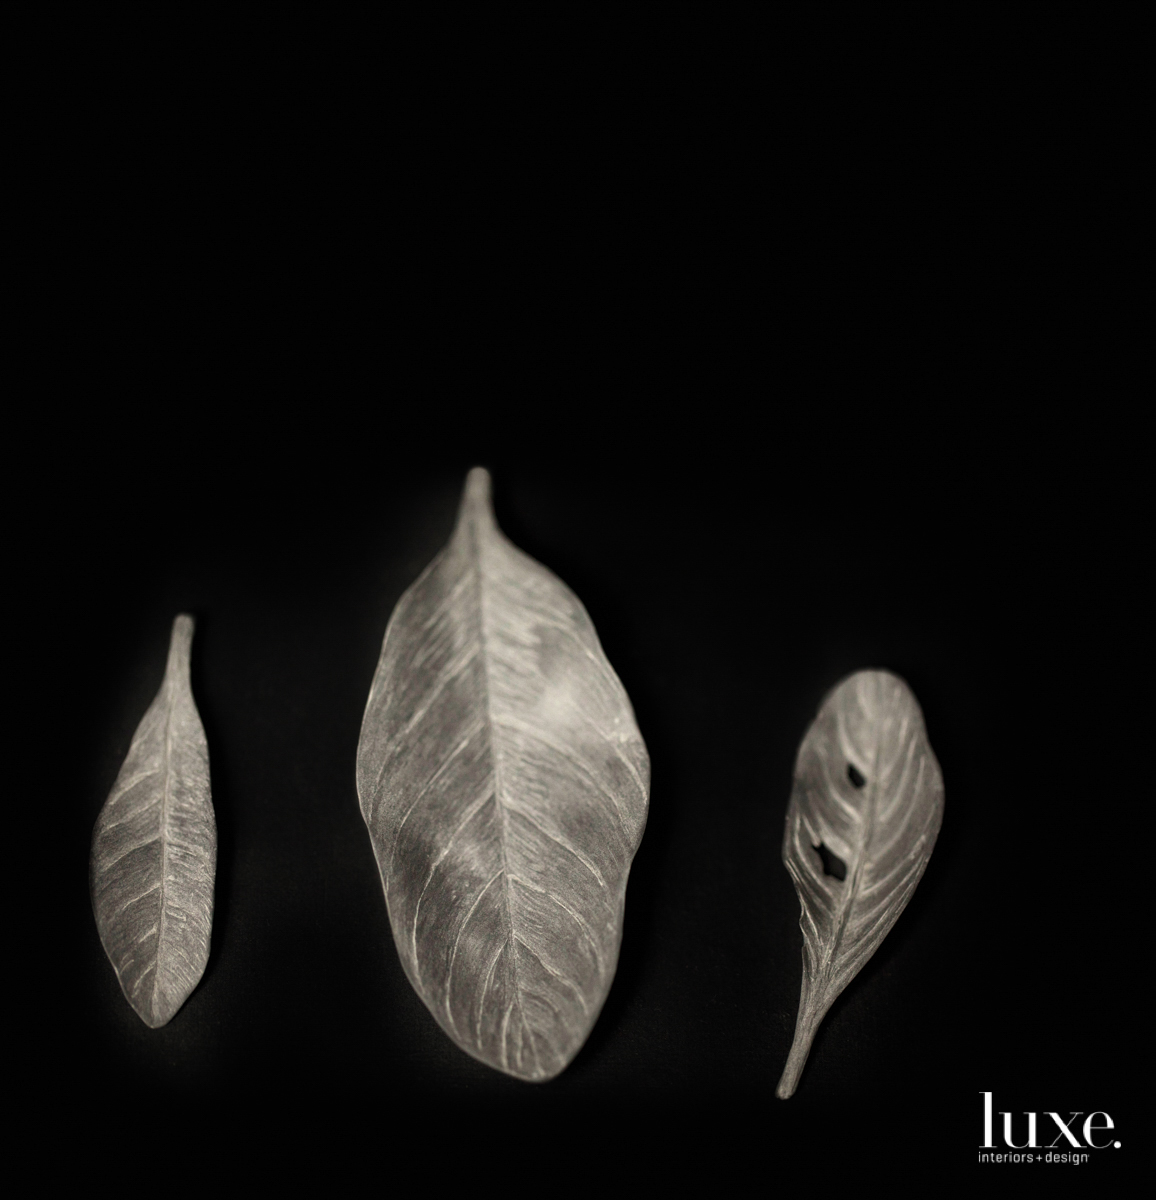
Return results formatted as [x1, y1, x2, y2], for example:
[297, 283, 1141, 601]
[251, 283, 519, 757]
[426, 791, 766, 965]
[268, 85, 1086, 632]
[16, 10, 1142, 1190]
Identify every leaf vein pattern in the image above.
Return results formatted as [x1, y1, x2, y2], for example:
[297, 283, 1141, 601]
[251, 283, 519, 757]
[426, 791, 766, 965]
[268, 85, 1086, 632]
[495, 713, 628, 836]
[130, 961, 156, 995]
[588, 717, 648, 803]
[504, 802, 607, 889]
[514, 938, 572, 1024]
[115, 882, 161, 915]
[509, 873, 605, 975]
[876, 736, 919, 825]
[823, 727, 881, 982]
[475, 521, 536, 1073]
[419, 570, 473, 635]
[104, 769, 161, 812]
[100, 837, 161, 872]
[523, 613, 628, 700]
[371, 644, 480, 817]
[444, 869, 503, 1038]
[476, 936, 509, 1050]
[411, 787, 495, 984]
[152, 680, 176, 1016]
[385, 718, 485, 878]
[404, 645, 480, 736]
[870, 757, 930, 859]
[499, 1002, 513, 1073]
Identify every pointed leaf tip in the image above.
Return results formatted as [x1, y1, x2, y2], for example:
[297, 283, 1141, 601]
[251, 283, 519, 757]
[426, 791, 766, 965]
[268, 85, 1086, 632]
[167, 614, 195, 676]
[457, 466, 495, 529]
[465, 465, 492, 501]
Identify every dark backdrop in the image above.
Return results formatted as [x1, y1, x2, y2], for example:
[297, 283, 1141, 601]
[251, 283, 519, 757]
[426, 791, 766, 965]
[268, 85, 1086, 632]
[15, 14, 1142, 1188]
[30, 346, 1139, 1183]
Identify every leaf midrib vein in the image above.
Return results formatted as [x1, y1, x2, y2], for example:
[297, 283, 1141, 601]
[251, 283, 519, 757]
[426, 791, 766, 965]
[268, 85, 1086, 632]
[472, 517, 540, 1077]
[823, 708, 881, 987]
[151, 672, 174, 1022]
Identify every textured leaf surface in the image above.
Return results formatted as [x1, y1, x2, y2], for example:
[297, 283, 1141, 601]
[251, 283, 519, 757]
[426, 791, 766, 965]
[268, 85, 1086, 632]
[90, 615, 216, 1027]
[357, 468, 650, 1080]
[777, 670, 943, 1097]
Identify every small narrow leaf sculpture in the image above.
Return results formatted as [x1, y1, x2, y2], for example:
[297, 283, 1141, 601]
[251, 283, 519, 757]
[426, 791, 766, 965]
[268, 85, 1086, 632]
[90, 615, 216, 1027]
[357, 468, 650, 1080]
[777, 670, 943, 1097]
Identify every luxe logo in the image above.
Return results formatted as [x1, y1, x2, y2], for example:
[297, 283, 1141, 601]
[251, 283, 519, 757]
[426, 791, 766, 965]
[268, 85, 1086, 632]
[979, 1092, 1121, 1165]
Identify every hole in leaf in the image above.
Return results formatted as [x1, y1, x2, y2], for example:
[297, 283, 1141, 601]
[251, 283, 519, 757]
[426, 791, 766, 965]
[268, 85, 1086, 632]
[815, 842, 847, 881]
[847, 763, 866, 788]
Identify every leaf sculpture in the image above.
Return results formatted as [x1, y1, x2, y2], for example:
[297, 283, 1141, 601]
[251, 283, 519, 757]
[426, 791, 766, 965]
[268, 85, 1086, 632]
[357, 468, 650, 1080]
[90, 615, 216, 1027]
[777, 670, 943, 1098]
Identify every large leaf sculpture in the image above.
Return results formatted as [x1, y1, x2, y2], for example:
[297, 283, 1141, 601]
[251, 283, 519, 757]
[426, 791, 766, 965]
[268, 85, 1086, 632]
[357, 468, 650, 1080]
[90, 615, 216, 1027]
[777, 670, 943, 1097]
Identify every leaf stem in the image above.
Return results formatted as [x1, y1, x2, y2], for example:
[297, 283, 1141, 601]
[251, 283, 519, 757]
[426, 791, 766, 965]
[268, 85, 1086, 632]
[776, 997, 822, 1099]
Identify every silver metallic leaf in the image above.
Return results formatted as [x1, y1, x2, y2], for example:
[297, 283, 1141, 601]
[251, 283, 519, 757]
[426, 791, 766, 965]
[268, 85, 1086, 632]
[777, 670, 943, 1097]
[90, 615, 216, 1027]
[357, 468, 650, 1080]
